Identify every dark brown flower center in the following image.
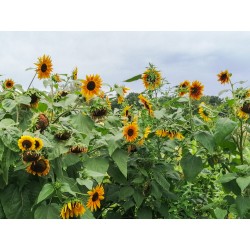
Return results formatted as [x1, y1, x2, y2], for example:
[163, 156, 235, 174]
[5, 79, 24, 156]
[144, 102, 150, 110]
[92, 108, 107, 117]
[6, 81, 12, 87]
[125, 110, 129, 116]
[30, 159, 47, 173]
[35, 140, 40, 149]
[41, 63, 47, 72]
[128, 128, 134, 136]
[31, 94, 39, 104]
[87, 81, 96, 91]
[191, 87, 198, 94]
[92, 192, 99, 202]
[242, 102, 250, 114]
[203, 110, 209, 116]
[22, 140, 32, 149]
[220, 74, 227, 81]
[23, 151, 40, 162]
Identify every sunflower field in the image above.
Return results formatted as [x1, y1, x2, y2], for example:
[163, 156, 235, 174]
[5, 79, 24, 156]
[1, 55, 250, 219]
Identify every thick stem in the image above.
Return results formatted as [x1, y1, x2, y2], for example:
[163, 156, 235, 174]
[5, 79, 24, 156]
[189, 97, 193, 131]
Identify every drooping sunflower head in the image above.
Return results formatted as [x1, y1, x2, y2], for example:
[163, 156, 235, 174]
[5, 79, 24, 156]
[217, 70, 231, 84]
[54, 90, 69, 102]
[72, 67, 78, 80]
[87, 185, 105, 212]
[90, 96, 110, 121]
[178, 80, 190, 96]
[155, 129, 168, 138]
[241, 101, 250, 114]
[22, 150, 40, 162]
[52, 73, 62, 83]
[123, 105, 132, 118]
[237, 107, 249, 120]
[123, 122, 139, 142]
[117, 94, 124, 104]
[142, 65, 162, 90]
[36, 113, 49, 132]
[34, 137, 44, 151]
[143, 126, 151, 139]
[198, 102, 211, 122]
[55, 130, 71, 141]
[138, 94, 154, 116]
[3, 79, 15, 89]
[70, 145, 88, 154]
[60, 199, 86, 219]
[189, 80, 204, 100]
[26, 157, 50, 176]
[18, 135, 36, 151]
[81, 74, 102, 101]
[35, 55, 53, 79]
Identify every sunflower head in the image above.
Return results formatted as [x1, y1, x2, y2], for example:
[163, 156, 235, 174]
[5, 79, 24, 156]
[52, 73, 62, 83]
[18, 135, 36, 151]
[26, 157, 50, 176]
[155, 129, 168, 137]
[35, 55, 53, 79]
[198, 102, 211, 122]
[178, 80, 190, 96]
[123, 122, 139, 142]
[142, 64, 162, 90]
[138, 94, 154, 116]
[90, 96, 110, 121]
[117, 94, 124, 104]
[189, 81, 204, 100]
[217, 70, 231, 84]
[55, 130, 71, 141]
[3, 79, 15, 89]
[81, 74, 102, 101]
[60, 199, 86, 219]
[36, 113, 49, 132]
[238, 108, 249, 120]
[122, 86, 130, 95]
[123, 105, 132, 118]
[34, 137, 44, 151]
[72, 67, 78, 80]
[70, 145, 88, 154]
[87, 185, 105, 212]
[22, 150, 40, 162]
[144, 126, 151, 139]
[54, 91, 69, 102]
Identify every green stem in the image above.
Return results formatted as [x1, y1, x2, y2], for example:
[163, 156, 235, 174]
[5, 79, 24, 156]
[189, 97, 193, 131]
[27, 73, 37, 90]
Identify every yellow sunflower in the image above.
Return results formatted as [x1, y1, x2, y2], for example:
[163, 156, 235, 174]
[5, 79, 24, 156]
[122, 86, 130, 94]
[72, 67, 78, 80]
[217, 70, 231, 84]
[198, 102, 211, 122]
[189, 81, 204, 100]
[155, 129, 168, 137]
[178, 80, 190, 96]
[26, 157, 50, 176]
[123, 105, 132, 117]
[3, 79, 15, 89]
[34, 137, 44, 151]
[60, 200, 86, 219]
[142, 66, 162, 90]
[29, 93, 40, 108]
[137, 138, 145, 146]
[35, 55, 53, 79]
[81, 74, 102, 101]
[117, 94, 124, 104]
[52, 73, 62, 83]
[18, 135, 36, 151]
[138, 94, 154, 116]
[123, 122, 139, 142]
[144, 126, 151, 139]
[174, 132, 185, 140]
[238, 107, 249, 120]
[87, 185, 105, 212]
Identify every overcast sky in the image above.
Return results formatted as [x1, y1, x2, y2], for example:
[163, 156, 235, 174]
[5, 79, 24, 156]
[1, 31, 250, 96]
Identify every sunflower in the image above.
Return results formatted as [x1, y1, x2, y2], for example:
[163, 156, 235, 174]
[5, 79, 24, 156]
[29, 93, 40, 108]
[155, 129, 168, 137]
[217, 70, 231, 84]
[36, 113, 49, 132]
[18, 135, 36, 151]
[198, 102, 211, 122]
[144, 126, 151, 138]
[138, 94, 154, 116]
[137, 138, 145, 146]
[123, 105, 132, 117]
[3, 79, 15, 89]
[34, 137, 43, 151]
[142, 66, 162, 90]
[91, 107, 108, 120]
[189, 81, 204, 100]
[26, 157, 50, 176]
[174, 132, 185, 140]
[117, 94, 124, 104]
[52, 73, 62, 83]
[123, 122, 139, 142]
[81, 74, 102, 101]
[122, 86, 130, 94]
[87, 185, 105, 212]
[22, 150, 40, 162]
[60, 200, 86, 219]
[55, 131, 71, 140]
[70, 145, 88, 154]
[178, 80, 190, 96]
[35, 55, 53, 79]
[238, 107, 249, 120]
[72, 67, 78, 80]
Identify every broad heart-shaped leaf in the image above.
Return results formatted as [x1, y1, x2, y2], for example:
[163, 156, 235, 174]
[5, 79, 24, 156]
[119, 186, 134, 200]
[106, 133, 123, 156]
[214, 118, 237, 145]
[111, 148, 128, 178]
[70, 113, 94, 134]
[180, 153, 203, 181]
[219, 173, 237, 184]
[154, 108, 166, 119]
[133, 190, 144, 208]
[76, 178, 93, 189]
[214, 208, 227, 219]
[235, 196, 250, 217]
[236, 176, 250, 192]
[2, 99, 17, 112]
[0, 118, 16, 129]
[60, 183, 76, 196]
[124, 74, 142, 82]
[15, 95, 31, 105]
[36, 183, 55, 204]
[84, 157, 109, 182]
[34, 203, 60, 219]
[194, 131, 215, 154]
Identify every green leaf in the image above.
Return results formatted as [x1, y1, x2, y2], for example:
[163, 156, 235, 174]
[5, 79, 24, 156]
[82, 209, 95, 219]
[0, 118, 16, 129]
[34, 203, 60, 219]
[151, 181, 162, 199]
[60, 183, 76, 196]
[214, 118, 237, 145]
[106, 133, 122, 156]
[137, 207, 152, 219]
[133, 190, 144, 208]
[0, 140, 4, 162]
[214, 208, 227, 219]
[76, 178, 93, 189]
[84, 157, 109, 182]
[152, 170, 170, 190]
[219, 173, 237, 184]
[236, 176, 250, 192]
[15, 95, 31, 105]
[36, 183, 55, 204]
[194, 131, 215, 154]
[154, 109, 166, 119]
[70, 113, 94, 134]
[119, 186, 134, 200]
[235, 196, 250, 217]
[180, 153, 203, 181]
[111, 148, 128, 178]
[2, 99, 17, 112]
[124, 74, 142, 82]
